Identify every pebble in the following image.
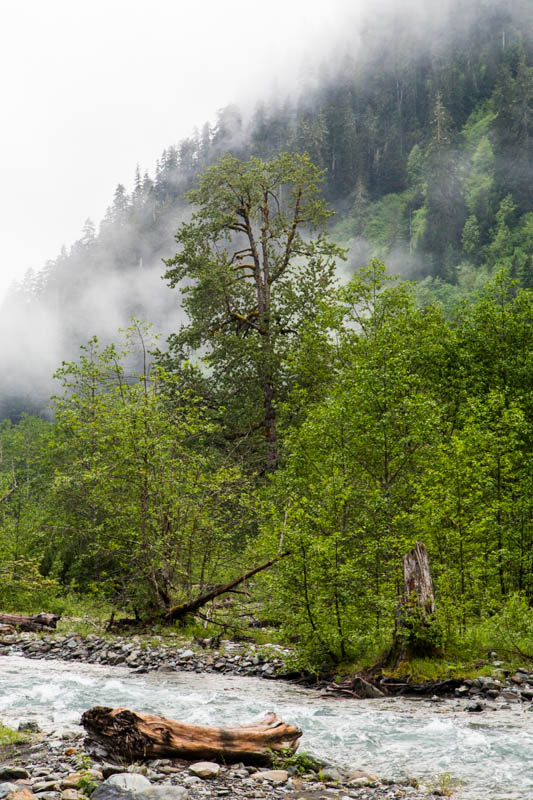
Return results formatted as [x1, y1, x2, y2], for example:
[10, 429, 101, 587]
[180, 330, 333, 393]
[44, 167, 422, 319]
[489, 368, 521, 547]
[188, 763, 220, 779]
[252, 770, 289, 784]
[0, 727, 437, 800]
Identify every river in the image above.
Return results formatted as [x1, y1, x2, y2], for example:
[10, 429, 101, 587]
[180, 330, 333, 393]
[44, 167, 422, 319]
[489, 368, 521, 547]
[0, 655, 532, 798]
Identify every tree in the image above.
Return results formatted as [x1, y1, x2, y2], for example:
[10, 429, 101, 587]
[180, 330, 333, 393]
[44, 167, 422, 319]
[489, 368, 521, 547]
[47, 325, 252, 613]
[258, 261, 447, 667]
[161, 153, 345, 473]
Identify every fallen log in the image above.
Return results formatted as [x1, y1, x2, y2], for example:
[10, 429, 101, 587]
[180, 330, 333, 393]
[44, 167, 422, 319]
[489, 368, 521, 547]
[0, 612, 60, 632]
[81, 706, 302, 765]
[164, 552, 291, 623]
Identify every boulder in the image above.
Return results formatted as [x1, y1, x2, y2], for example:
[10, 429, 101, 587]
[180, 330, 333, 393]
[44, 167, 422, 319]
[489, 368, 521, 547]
[105, 775, 151, 792]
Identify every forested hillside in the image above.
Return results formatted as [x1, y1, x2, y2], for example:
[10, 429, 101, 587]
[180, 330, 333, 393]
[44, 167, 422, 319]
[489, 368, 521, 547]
[1, 0, 531, 420]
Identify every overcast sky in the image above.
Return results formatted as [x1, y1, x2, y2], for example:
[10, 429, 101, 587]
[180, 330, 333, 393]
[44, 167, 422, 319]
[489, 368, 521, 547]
[0, 0, 358, 301]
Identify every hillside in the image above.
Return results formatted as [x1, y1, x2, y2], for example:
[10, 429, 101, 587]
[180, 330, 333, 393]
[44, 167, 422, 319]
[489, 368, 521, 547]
[1, 0, 531, 420]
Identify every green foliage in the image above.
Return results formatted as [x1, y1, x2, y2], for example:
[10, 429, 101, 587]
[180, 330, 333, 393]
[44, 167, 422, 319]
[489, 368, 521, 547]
[0, 557, 59, 611]
[481, 594, 533, 659]
[427, 772, 462, 797]
[0, 721, 27, 746]
[398, 605, 445, 658]
[363, 193, 410, 256]
[46, 322, 253, 613]
[74, 753, 98, 797]
[257, 263, 533, 668]
[258, 261, 449, 667]
[160, 152, 345, 472]
[268, 749, 322, 775]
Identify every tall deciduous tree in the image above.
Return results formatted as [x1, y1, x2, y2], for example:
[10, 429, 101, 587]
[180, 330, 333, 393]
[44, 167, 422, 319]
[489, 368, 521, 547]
[161, 153, 345, 473]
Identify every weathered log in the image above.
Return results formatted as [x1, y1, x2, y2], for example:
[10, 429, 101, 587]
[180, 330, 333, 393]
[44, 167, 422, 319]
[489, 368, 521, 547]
[81, 706, 302, 765]
[164, 552, 291, 623]
[0, 612, 60, 632]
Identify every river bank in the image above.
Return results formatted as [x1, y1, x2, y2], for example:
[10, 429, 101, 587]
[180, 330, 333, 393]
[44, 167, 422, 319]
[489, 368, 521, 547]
[0, 729, 431, 800]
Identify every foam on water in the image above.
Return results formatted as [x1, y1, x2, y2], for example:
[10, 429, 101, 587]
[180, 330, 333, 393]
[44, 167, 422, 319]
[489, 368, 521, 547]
[0, 655, 531, 799]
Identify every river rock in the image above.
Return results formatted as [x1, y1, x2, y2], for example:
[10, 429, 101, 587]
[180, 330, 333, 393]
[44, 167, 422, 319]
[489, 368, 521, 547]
[105, 775, 151, 792]
[139, 789, 188, 800]
[188, 763, 220, 779]
[7, 790, 37, 800]
[100, 767, 124, 781]
[465, 700, 484, 712]
[252, 770, 289, 784]
[31, 781, 60, 793]
[0, 771, 30, 781]
[60, 774, 84, 789]
[18, 722, 40, 734]
[0, 785, 20, 799]
[92, 787, 133, 800]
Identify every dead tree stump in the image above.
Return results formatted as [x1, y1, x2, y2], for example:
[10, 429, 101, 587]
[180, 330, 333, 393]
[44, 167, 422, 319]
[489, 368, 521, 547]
[384, 542, 439, 667]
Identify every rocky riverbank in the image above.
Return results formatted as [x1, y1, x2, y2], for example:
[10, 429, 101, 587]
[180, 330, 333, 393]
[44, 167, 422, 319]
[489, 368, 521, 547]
[0, 632, 288, 680]
[0, 729, 439, 800]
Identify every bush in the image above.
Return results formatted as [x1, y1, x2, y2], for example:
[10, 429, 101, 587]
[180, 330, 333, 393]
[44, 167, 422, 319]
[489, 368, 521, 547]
[0, 557, 59, 612]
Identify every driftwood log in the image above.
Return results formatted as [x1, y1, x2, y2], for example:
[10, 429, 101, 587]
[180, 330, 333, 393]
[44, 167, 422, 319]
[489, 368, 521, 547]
[0, 612, 60, 632]
[81, 706, 302, 765]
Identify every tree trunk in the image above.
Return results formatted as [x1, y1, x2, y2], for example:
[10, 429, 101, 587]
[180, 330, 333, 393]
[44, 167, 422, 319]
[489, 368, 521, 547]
[383, 542, 438, 667]
[402, 541, 435, 614]
[0, 612, 60, 632]
[81, 707, 301, 765]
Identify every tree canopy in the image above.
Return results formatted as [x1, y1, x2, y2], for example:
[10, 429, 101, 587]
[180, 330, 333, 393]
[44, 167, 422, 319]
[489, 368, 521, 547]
[161, 152, 345, 472]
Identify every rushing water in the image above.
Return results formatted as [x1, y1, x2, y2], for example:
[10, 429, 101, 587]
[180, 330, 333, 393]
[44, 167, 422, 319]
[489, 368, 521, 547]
[0, 655, 532, 799]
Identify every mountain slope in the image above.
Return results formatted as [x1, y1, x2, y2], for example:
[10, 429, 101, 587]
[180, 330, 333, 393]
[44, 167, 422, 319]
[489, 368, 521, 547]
[1, 0, 531, 419]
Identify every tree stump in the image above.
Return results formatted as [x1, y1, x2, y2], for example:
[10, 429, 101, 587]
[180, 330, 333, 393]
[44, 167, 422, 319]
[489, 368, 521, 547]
[384, 541, 439, 667]
[81, 707, 302, 765]
[402, 541, 435, 615]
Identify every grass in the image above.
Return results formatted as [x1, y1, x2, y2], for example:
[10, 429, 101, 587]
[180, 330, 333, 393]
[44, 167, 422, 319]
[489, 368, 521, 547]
[0, 722, 28, 746]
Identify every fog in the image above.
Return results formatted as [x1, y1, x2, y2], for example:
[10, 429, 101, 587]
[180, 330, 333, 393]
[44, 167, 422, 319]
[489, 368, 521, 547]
[0, 0, 529, 417]
[0, 0, 359, 302]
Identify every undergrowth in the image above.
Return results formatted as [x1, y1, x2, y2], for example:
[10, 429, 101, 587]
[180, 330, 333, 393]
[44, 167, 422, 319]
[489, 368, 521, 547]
[0, 721, 28, 746]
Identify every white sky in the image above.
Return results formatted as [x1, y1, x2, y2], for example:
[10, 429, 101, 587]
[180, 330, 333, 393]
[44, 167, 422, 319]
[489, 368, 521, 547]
[0, 0, 356, 302]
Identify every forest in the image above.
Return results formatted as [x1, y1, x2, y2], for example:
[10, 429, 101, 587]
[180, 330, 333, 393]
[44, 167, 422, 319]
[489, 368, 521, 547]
[0, 0, 532, 673]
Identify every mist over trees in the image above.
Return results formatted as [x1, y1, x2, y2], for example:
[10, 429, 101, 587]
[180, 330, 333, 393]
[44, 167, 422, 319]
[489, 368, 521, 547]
[1, 0, 531, 420]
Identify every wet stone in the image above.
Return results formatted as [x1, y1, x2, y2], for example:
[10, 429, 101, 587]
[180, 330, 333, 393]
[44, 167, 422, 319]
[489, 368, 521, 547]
[0, 772, 30, 782]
